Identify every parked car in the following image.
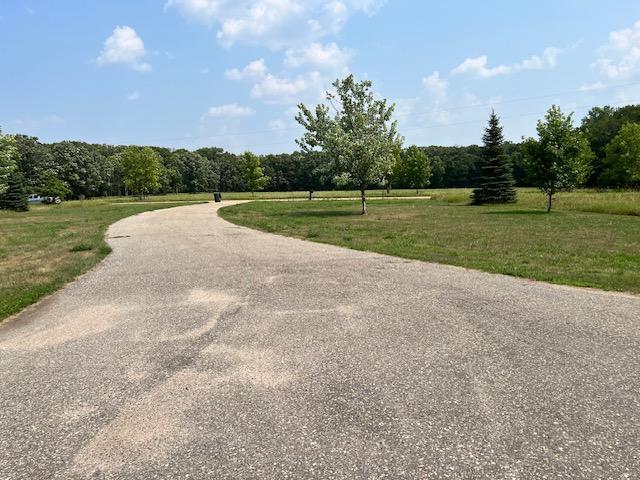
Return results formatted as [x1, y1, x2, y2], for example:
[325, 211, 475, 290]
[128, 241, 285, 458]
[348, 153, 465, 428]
[26, 194, 62, 204]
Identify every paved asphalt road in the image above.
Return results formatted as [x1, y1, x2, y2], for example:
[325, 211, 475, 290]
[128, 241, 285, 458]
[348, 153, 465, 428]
[1, 202, 639, 479]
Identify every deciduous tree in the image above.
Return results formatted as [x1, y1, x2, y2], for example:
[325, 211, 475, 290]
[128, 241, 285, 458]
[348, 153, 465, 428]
[523, 106, 593, 212]
[394, 145, 431, 193]
[296, 75, 403, 214]
[38, 171, 71, 199]
[242, 151, 269, 196]
[121, 147, 161, 199]
[0, 128, 18, 196]
[601, 123, 640, 187]
[581, 105, 640, 185]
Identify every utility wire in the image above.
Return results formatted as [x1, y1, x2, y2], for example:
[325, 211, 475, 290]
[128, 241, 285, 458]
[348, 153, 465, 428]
[117, 82, 640, 146]
[203, 100, 632, 150]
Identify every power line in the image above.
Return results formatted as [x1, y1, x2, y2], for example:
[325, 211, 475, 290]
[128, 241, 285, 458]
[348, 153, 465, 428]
[130, 80, 640, 145]
[206, 100, 633, 150]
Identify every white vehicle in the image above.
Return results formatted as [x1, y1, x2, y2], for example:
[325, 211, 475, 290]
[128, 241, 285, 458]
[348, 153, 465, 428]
[26, 194, 62, 205]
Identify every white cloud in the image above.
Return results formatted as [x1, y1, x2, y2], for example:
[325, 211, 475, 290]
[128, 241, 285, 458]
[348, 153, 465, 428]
[206, 103, 256, 117]
[452, 47, 563, 79]
[251, 72, 322, 103]
[594, 20, 640, 79]
[164, 0, 225, 25]
[284, 42, 352, 70]
[452, 56, 505, 78]
[422, 72, 448, 99]
[166, 0, 387, 49]
[125, 91, 141, 101]
[96, 26, 151, 72]
[226, 44, 351, 104]
[225, 58, 267, 80]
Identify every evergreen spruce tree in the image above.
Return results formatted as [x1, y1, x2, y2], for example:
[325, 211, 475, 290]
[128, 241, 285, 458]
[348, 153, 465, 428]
[0, 171, 29, 211]
[471, 111, 517, 204]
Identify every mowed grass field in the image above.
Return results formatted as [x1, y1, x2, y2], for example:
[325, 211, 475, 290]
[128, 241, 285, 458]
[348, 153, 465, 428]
[220, 189, 640, 293]
[109, 189, 433, 203]
[0, 199, 203, 321]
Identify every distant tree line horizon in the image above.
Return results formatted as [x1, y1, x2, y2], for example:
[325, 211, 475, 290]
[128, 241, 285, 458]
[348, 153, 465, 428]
[1, 102, 639, 206]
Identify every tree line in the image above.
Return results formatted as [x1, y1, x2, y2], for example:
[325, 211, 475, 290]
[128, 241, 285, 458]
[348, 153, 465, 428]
[1, 76, 639, 211]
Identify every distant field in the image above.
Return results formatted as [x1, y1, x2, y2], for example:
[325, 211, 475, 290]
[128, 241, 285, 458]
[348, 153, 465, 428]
[0, 200, 202, 322]
[111, 188, 640, 216]
[220, 190, 640, 293]
[427, 188, 640, 216]
[109, 189, 433, 203]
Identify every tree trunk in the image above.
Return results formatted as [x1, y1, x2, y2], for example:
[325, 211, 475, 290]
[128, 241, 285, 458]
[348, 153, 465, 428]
[547, 191, 553, 213]
[309, 190, 313, 200]
[361, 189, 367, 215]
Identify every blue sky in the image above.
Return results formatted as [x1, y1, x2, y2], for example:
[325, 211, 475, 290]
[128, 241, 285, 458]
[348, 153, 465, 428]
[2, 0, 640, 153]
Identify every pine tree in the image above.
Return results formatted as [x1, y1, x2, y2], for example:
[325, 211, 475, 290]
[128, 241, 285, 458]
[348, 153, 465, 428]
[471, 111, 517, 204]
[0, 171, 29, 211]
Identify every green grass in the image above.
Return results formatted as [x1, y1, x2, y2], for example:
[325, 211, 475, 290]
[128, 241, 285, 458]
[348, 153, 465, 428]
[109, 188, 640, 216]
[0, 199, 203, 321]
[2, 188, 638, 322]
[219, 191, 640, 293]
[428, 188, 640, 216]
[108, 189, 433, 203]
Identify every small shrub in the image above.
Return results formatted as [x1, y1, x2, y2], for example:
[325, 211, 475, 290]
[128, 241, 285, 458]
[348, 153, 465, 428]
[98, 245, 113, 255]
[70, 243, 93, 252]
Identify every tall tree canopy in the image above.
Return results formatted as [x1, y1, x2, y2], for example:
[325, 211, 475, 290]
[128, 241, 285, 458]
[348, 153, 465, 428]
[602, 123, 640, 188]
[52, 141, 106, 198]
[393, 146, 431, 193]
[0, 128, 18, 196]
[523, 106, 593, 212]
[472, 111, 516, 204]
[581, 105, 640, 186]
[121, 147, 161, 199]
[242, 151, 269, 196]
[296, 75, 403, 214]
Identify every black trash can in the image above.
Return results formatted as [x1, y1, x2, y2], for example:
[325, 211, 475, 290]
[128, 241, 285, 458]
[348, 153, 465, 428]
[214, 192, 222, 203]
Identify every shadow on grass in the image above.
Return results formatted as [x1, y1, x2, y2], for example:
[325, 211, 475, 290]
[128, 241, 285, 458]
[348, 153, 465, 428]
[483, 210, 549, 216]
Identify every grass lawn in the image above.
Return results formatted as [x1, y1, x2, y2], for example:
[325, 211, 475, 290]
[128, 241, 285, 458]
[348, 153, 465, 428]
[109, 189, 433, 203]
[219, 190, 640, 293]
[111, 188, 640, 216]
[0, 199, 203, 322]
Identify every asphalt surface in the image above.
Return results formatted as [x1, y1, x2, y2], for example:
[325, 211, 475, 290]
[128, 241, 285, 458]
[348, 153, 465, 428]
[0, 201, 639, 479]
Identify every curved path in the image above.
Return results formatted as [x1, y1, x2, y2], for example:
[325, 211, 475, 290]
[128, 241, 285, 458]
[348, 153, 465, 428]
[1, 202, 638, 479]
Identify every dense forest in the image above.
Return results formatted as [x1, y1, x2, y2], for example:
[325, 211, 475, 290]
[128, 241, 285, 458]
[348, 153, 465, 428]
[2, 103, 640, 200]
